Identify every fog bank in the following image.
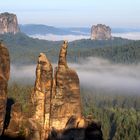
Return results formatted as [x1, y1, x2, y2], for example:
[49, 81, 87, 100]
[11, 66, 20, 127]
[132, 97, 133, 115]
[112, 32, 140, 40]
[10, 57, 140, 95]
[30, 32, 140, 41]
[10, 65, 36, 84]
[70, 58, 140, 95]
[30, 34, 89, 42]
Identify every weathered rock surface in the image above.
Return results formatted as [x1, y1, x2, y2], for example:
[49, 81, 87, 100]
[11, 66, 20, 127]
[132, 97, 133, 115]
[91, 24, 112, 40]
[33, 53, 53, 129]
[30, 41, 82, 139]
[50, 40, 82, 130]
[29, 41, 103, 140]
[0, 12, 20, 34]
[0, 42, 10, 135]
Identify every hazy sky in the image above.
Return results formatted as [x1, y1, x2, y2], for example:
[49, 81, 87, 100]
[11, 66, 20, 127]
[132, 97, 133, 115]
[0, 0, 140, 27]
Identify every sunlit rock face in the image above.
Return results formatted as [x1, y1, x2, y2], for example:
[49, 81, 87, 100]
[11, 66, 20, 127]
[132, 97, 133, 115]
[0, 42, 10, 135]
[91, 24, 112, 40]
[33, 53, 53, 129]
[0, 12, 20, 34]
[31, 41, 82, 139]
[51, 41, 82, 129]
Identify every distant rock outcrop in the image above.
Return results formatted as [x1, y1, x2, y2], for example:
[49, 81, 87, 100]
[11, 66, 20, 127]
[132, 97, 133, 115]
[0, 12, 20, 34]
[91, 24, 112, 40]
[0, 42, 10, 135]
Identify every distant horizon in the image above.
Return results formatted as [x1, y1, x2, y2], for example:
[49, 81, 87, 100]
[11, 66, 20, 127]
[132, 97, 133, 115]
[19, 23, 140, 29]
[0, 0, 140, 28]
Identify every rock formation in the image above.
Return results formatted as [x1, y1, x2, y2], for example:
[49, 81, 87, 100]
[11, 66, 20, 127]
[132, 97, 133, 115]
[50, 40, 82, 129]
[31, 53, 53, 139]
[0, 41, 103, 140]
[31, 41, 82, 139]
[33, 53, 53, 129]
[0, 12, 20, 34]
[91, 24, 112, 40]
[29, 41, 103, 140]
[0, 42, 10, 135]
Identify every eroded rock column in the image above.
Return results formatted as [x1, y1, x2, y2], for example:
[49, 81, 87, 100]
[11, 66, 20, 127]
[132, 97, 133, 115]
[32, 41, 83, 138]
[0, 42, 10, 135]
[33, 53, 53, 129]
[50, 41, 82, 130]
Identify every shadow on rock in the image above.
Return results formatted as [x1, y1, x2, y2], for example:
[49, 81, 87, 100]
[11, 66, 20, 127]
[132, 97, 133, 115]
[48, 122, 103, 140]
[0, 135, 25, 140]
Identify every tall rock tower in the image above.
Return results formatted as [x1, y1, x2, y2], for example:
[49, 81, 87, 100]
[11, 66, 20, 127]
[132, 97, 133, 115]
[0, 12, 20, 34]
[50, 41, 82, 129]
[33, 53, 53, 129]
[32, 41, 82, 139]
[0, 42, 10, 135]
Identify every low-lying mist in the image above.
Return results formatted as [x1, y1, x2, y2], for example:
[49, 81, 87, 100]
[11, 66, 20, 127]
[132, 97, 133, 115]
[30, 32, 140, 41]
[10, 57, 140, 95]
[30, 34, 90, 41]
[70, 58, 140, 95]
[112, 32, 140, 40]
[10, 65, 36, 85]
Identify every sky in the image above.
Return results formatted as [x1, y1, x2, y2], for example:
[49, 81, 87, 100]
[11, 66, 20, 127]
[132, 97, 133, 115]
[0, 0, 140, 27]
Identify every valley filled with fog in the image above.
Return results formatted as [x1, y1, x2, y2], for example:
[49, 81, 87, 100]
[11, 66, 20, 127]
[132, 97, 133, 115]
[30, 32, 140, 41]
[10, 57, 140, 95]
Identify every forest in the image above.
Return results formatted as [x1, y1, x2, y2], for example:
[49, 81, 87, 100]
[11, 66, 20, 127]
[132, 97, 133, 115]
[8, 84, 140, 140]
[1, 33, 139, 64]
